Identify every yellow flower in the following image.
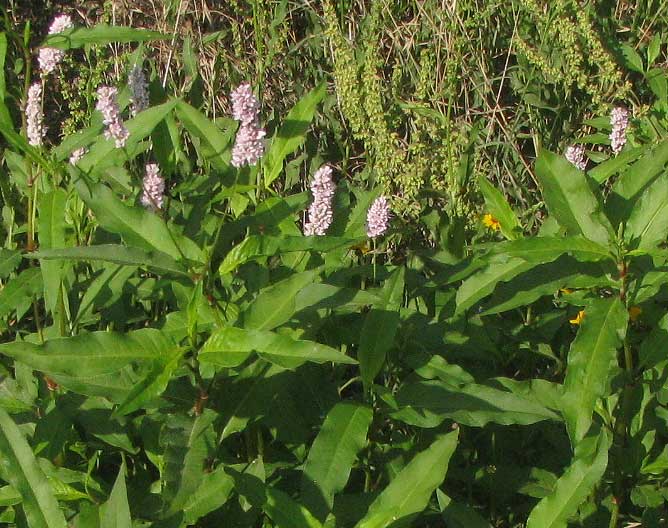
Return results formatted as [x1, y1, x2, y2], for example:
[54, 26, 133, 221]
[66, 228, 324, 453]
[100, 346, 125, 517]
[628, 306, 642, 322]
[482, 213, 501, 231]
[569, 310, 585, 325]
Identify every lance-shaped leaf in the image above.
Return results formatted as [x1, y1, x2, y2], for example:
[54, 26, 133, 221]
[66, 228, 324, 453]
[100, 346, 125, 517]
[0, 267, 43, 320]
[301, 402, 373, 521]
[478, 175, 521, 240]
[562, 298, 627, 444]
[607, 139, 668, 225]
[228, 469, 323, 528]
[392, 380, 561, 428]
[483, 236, 614, 263]
[0, 249, 22, 278]
[0, 329, 174, 401]
[175, 101, 235, 172]
[199, 327, 357, 369]
[358, 267, 404, 386]
[31, 245, 188, 276]
[38, 189, 68, 314]
[161, 411, 216, 517]
[182, 465, 235, 525]
[535, 150, 613, 245]
[263, 83, 327, 187]
[243, 269, 320, 331]
[526, 431, 609, 528]
[43, 25, 169, 49]
[99, 462, 131, 528]
[0, 407, 67, 528]
[455, 255, 534, 314]
[355, 430, 459, 528]
[75, 179, 202, 264]
[219, 235, 359, 275]
[625, 173, 668, 250]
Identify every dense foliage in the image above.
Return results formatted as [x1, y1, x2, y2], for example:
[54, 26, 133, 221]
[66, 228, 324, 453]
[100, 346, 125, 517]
[0, 2, 668, 527]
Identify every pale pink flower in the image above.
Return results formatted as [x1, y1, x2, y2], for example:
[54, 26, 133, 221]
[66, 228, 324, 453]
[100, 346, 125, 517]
[565, 144, 587, 171]
[26, 83, 45, 147]
[128, 64, 149, 116]
[610, 106, 629, 155]
[69, 147, 87, 165]
[230, 83, 261, 125]
[231, 124, 266, 167]
[37, 15, 73, 75]
[96, 86, 129, 148]
[141, 163, 165, 211]
[366, 196, 391, 238]
[304, 165, 335, 236]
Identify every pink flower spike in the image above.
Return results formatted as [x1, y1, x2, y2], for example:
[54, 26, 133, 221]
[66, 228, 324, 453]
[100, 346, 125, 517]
[303, 165, 335, 236]
[141, 163, 165, 211]
[366, 196, 391, 238]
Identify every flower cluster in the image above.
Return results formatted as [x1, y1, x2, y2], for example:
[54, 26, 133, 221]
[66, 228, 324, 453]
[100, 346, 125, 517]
[230, 83, 266, 167]
[128, 64, 149, 116]
[26, 83, 45, 147]
[96, 86, 129, 148]
[141, 163, 165, 211]
[38, 15, 73, 75]
[303, 165, 336, 236]
[366, 196, 391, 238]
[609, 106, 629, 155]
[565, 144, 587, 170]
[69, 147, 88, 165]
[482, 213, 501, 231]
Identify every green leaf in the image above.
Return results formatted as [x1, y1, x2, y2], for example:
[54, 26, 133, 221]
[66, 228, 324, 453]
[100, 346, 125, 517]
[535, 150, 613, 245]
[243, 269, 320, 330]
[175, 101, 235, 172]
[0, 249, 22, 278]
[228, 469, 323, 528]
[355, 430, 459, 528]
[619, 43, 645, 73]
[625, 173, 668, 250]
[478, 176, 521, 240]
[38, 189, 68, 314]
[483, 236, 614, 263]
[31, 245, 188, 276]
[608, 139, 668, 225]
[588, 147, 644, 184]
[182, 466, 235, 525]
[0, 329, 174, 401]
[0, 407, 67, 528]
[437, 490, 492, 528]
[0, 267, 43, 320]
[526, 431, 609, 528]
[301, 402, 373, 521]
[455, 256, 534, 314]
[43, 25, 169, 49]
[99, 462, 131, 528]
[75, 180, 202, 264]
[393, 380, 561, 428]
[113, 348, 182, 416]
[219, 235, 359, 275]
[0, 100, 53, 172]
[199, 327, 357, 369]
[358, 267, 404, 386]
[263, 83, 327, 187]
[562, 298, 627, 444]
[77, 99, 179, 175]
[161, 411, 216, 516]
[0, 33, 6, 100]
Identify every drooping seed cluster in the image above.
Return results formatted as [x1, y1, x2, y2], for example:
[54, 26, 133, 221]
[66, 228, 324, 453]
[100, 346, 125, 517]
[230, 83, 266, 167]
[609, 106, 629, 155]
[141, 163, 165, 211]
[303, 165, 336, 236]
[38, 14, 73, 75]
[26, 83, 45, 147]
[565, 144, 587, 170]
[128, 64, 149, 116]
[366, 196, 391, 238]
[96, 86, 129, 148]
